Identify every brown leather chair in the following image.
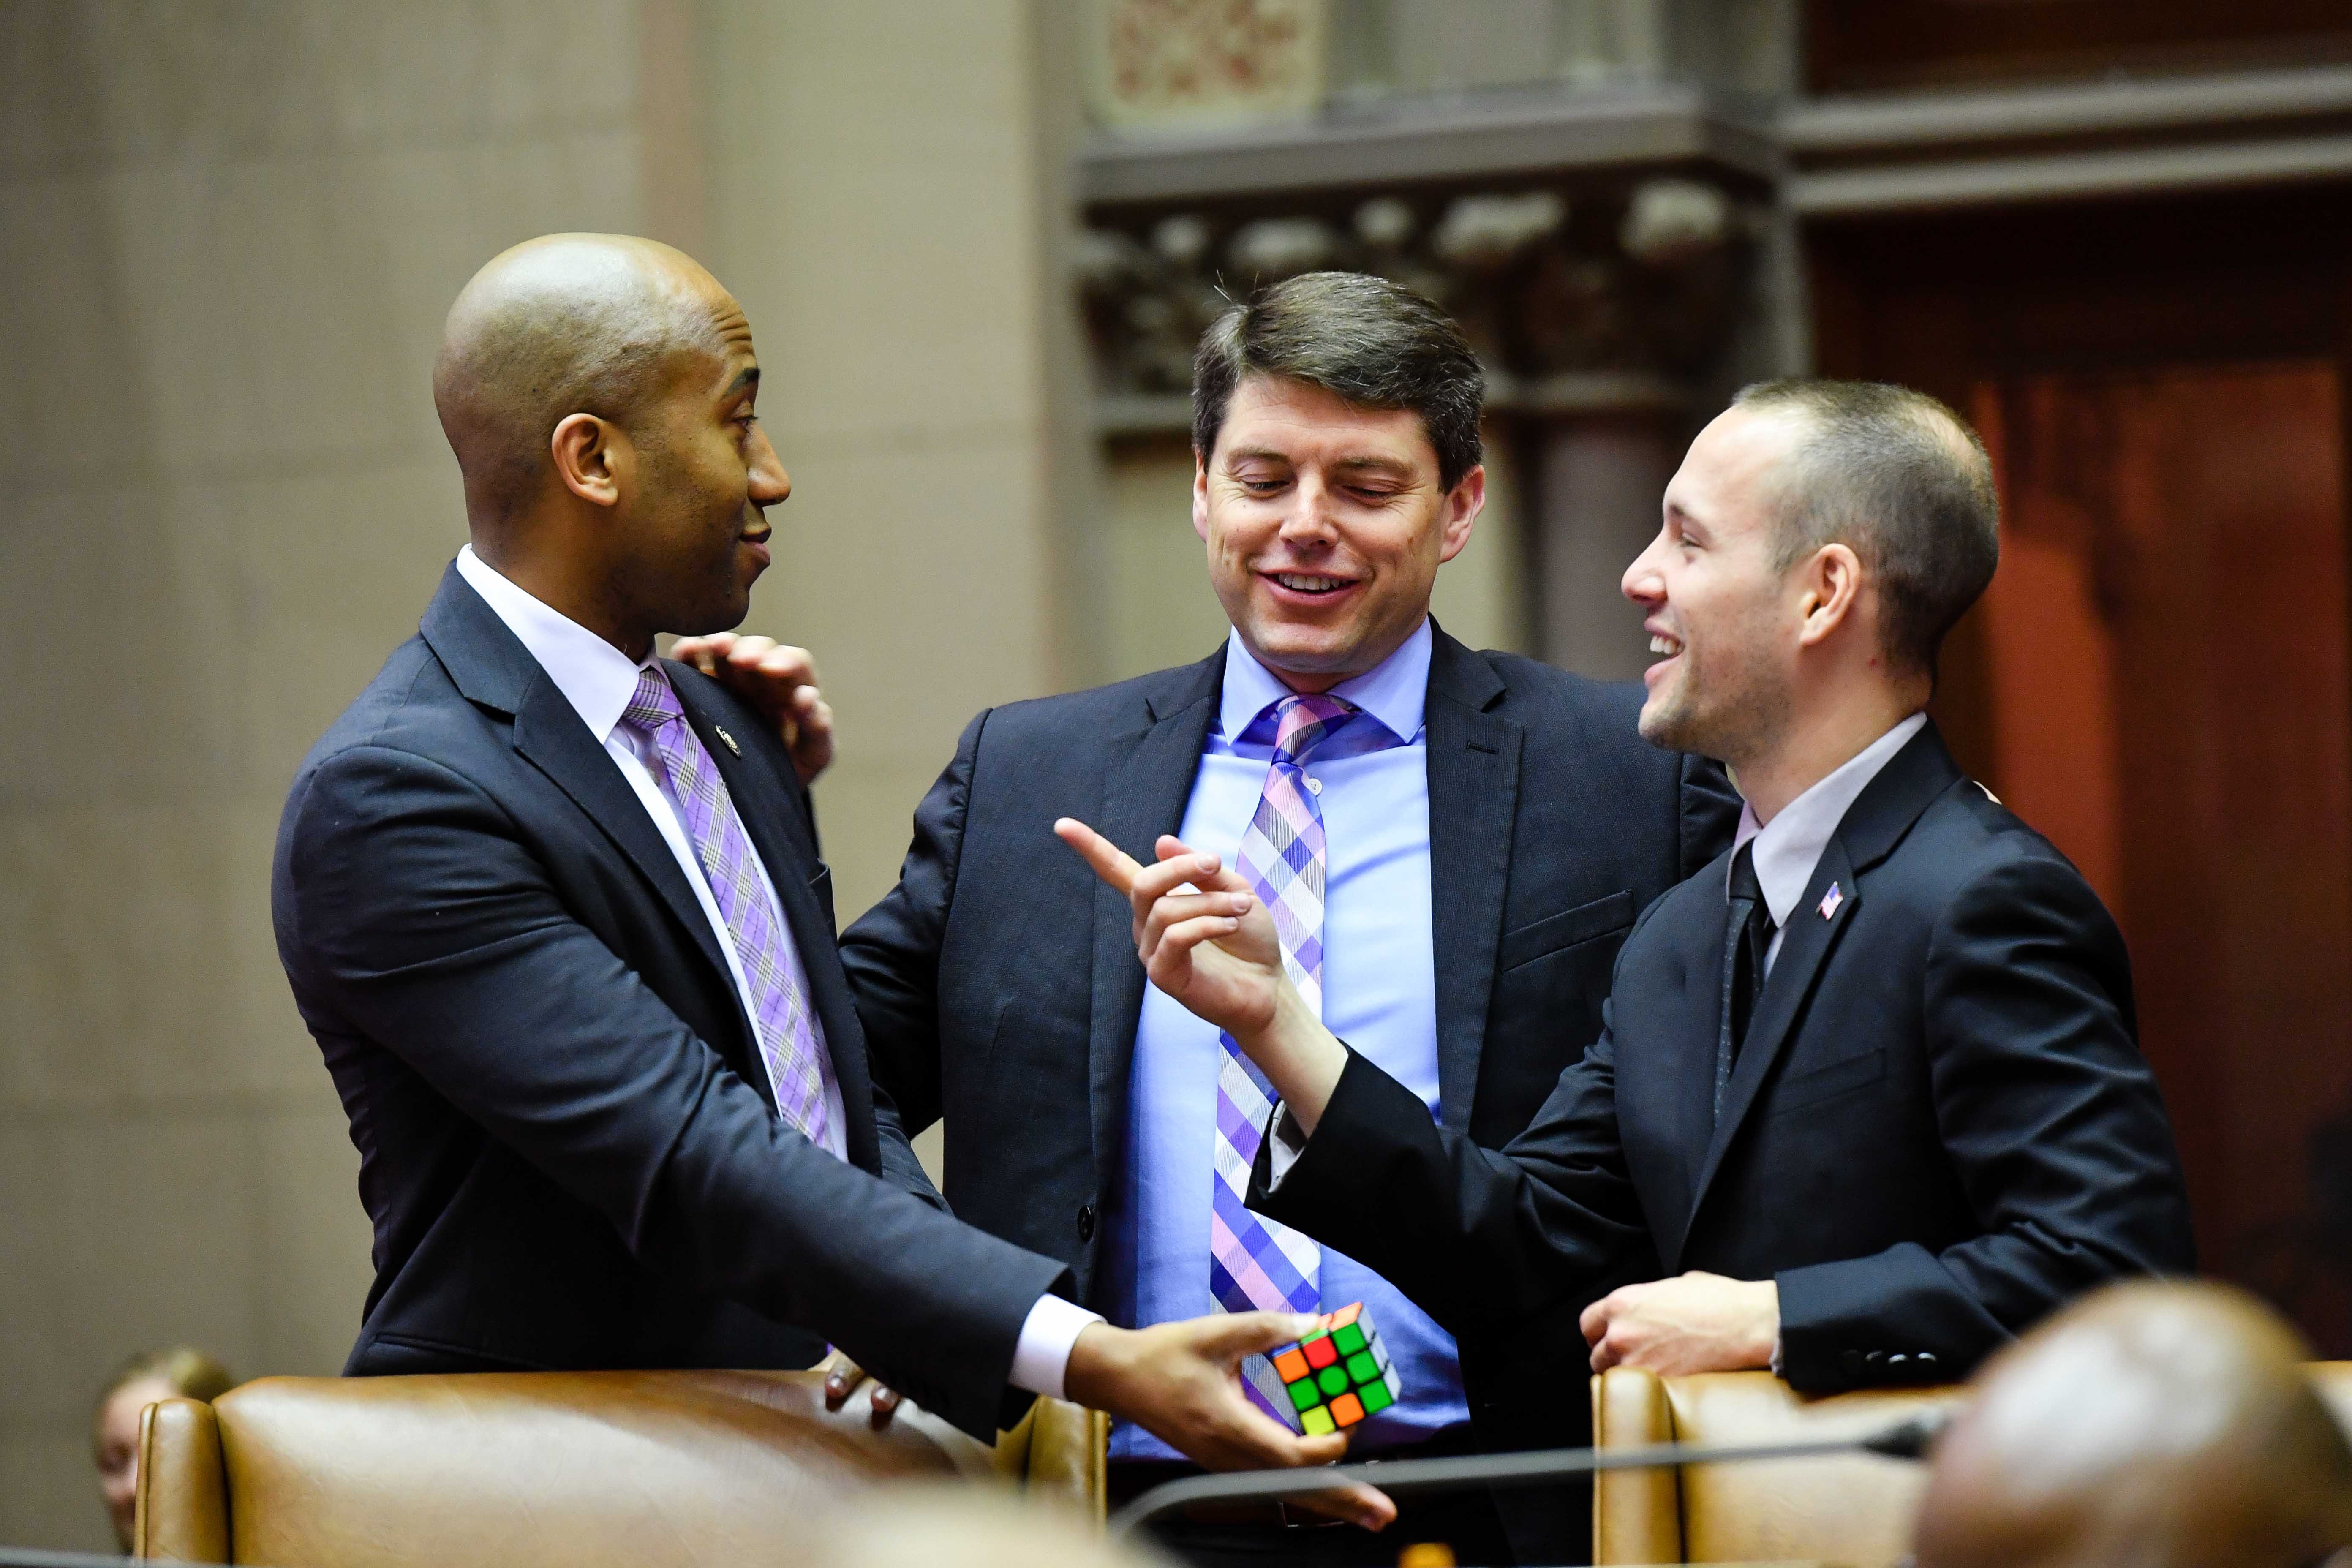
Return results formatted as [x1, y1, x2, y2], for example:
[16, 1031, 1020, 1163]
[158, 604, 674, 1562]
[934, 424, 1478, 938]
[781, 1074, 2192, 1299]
[136, 1368, 1107, 1565]
[1590, 1363, 2352, 1565]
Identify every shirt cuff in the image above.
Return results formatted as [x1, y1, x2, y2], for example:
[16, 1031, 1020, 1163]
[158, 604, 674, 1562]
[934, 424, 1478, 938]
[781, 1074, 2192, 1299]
[1008, 1292, 1105, 1401]
[1264, 1102, 1310, 1188]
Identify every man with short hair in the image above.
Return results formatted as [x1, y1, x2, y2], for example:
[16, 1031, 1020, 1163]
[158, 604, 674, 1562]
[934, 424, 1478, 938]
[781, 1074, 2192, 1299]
[1068, 379, 2195, 1439]
[692, 271, 1736, 1564]
[1914, 1280, 2352, 1568]
[271, 234, 1385, 1506]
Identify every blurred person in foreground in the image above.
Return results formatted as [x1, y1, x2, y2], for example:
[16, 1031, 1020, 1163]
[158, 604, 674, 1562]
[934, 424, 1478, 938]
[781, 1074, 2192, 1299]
[92, 1347, 235, 1551]
[269, 233, 1385, 1519]
[804, 1487, 1176, 1568]
[1065, 380, 2196, 1465]
[1914, 1280, 2352, 1568]
[686, 270, 1737, 1565]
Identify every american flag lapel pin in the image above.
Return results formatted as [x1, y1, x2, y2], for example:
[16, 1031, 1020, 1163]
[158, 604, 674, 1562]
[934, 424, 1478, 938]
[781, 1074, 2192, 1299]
[1818, 882, 1844, 920]
[713, 724, 742, 757]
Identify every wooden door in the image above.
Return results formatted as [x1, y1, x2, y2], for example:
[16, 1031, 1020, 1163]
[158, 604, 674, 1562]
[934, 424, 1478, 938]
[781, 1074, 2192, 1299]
[1971, 364, 2352, 1353]
[1810, 188, 2352, 1353]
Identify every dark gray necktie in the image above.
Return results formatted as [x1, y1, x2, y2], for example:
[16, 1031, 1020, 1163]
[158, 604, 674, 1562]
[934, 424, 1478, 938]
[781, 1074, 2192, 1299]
[1715, 841, 1775, 1124]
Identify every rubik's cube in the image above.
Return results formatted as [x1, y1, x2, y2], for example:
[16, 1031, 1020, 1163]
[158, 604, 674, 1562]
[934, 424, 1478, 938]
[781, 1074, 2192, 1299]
[1270, 1302, 1401, 1435]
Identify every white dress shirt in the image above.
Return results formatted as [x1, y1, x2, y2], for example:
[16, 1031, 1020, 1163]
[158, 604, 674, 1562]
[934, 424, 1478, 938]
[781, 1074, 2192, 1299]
[1731, 711, 1928, 973]
[454, 547, 1098, 1397]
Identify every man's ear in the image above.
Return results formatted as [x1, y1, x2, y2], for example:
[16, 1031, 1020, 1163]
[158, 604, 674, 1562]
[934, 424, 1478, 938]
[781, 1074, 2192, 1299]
[1191, 450, 1211, 543]
[1436, 464, 1486, 565]
[550, 412, 626, 509]
[1796, 541, 1863, 648]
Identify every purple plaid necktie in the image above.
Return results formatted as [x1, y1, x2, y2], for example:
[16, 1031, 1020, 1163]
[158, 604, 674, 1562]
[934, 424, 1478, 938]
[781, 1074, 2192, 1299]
[619, 667, 834, 1148]
[1214, 691, 1356, 1421]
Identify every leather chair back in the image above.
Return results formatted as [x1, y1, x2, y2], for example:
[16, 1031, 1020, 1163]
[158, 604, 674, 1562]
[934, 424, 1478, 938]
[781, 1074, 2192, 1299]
[1592, 1363, 2352, 1565]
[136, 1369, 1106, 1566]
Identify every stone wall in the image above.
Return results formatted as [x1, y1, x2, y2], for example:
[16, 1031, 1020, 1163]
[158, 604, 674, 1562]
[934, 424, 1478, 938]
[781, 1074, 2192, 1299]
[0, 0, 1082, 1546]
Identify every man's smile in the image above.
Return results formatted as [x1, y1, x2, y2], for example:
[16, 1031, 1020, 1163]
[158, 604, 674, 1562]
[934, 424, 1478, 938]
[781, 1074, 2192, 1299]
[1258, 568, 1363, 605]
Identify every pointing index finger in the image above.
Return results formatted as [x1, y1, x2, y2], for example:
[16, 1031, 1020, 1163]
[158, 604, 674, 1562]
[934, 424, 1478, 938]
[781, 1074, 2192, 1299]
[1054, 817, 1143, 893]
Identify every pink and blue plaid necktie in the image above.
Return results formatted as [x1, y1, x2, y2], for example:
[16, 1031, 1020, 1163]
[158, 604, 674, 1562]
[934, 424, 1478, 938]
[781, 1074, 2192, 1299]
[1214, 691, 1356, 1420]
[620, 667, 835, 1149]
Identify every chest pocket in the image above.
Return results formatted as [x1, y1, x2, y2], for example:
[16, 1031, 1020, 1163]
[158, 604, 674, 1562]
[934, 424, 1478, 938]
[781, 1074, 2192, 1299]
[1769, 1044, 1887, 1114]
[1497, 889, 1636, 972]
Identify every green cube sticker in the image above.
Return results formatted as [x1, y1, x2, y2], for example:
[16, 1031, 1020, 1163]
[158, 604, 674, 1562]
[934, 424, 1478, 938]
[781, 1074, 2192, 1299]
[1267, 1301, 1405, 1434]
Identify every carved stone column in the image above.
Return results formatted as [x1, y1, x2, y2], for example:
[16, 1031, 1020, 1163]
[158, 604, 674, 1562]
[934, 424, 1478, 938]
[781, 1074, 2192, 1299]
[1533, 412, 1679, 679]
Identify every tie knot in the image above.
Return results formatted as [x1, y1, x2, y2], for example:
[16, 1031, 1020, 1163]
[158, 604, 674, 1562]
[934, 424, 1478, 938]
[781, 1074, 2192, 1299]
[1269, 693, 1356, 765]
[1729, 838, 1765, 907]
[620, 666, 684, 735]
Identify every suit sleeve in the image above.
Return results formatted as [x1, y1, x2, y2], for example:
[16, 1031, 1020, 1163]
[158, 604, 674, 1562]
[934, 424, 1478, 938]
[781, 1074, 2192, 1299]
[281, 742, 1065, 1440]
[1773, 852, 2197, 1390]
[838, 710, 989, 1135]
[1250, 1003, 1654, 1335]
[869, 1077, 949, 1212]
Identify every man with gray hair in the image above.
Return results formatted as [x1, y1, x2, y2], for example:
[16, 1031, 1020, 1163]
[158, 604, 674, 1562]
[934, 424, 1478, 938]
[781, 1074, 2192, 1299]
[1067, 378, 2197, 1471]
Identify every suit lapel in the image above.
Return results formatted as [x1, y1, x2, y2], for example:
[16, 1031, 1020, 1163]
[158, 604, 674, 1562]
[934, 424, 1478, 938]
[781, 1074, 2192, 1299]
[421, 569, 743, 1015]
[1669, 855, 1736, 1226]
[1687, 838, 1862, 1228]
[1423, 629, 1522, 1133]
[1681, 722, 1965, 1236]
[669, 668, 885, 1168]
[1088, 651, 1224, 1194]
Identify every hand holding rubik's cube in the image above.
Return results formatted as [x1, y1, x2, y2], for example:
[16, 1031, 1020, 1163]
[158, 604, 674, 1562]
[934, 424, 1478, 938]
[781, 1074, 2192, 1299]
[1269, 1302, 1401, 1435]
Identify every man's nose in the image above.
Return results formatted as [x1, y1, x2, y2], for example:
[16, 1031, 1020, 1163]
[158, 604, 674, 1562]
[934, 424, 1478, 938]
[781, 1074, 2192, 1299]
[1279, 475, 1339, 546]
[749, 427, 791, 506]
[1622, 533, 1668, 604]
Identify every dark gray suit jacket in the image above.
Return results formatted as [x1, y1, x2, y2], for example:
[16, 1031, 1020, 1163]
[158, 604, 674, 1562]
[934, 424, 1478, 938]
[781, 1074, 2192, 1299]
[1254, 721, 2195, 1406]
[272, 564, 1070, 1440]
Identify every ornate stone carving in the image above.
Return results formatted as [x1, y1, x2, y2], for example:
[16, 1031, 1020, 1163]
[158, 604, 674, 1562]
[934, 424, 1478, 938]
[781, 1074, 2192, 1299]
[1075, 176, 1754, 403]
[1084, 0, 1329, 131]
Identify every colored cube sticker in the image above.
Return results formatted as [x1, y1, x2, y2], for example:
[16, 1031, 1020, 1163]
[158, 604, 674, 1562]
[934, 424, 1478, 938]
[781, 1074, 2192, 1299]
[1267, 1302, 1401, 1433]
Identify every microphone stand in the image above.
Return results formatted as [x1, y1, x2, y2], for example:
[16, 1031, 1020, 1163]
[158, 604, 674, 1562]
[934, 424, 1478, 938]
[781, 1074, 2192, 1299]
[1111, 1410, 1950, 1538]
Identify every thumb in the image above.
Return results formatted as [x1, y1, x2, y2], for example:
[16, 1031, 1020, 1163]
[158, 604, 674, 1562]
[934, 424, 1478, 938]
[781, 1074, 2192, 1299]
[1290, 1431, 1349, 1466]
[1195, 1309, 1322, 1363]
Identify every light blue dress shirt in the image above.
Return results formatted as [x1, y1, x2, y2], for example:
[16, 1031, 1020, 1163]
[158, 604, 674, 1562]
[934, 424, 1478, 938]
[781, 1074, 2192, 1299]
[1106, 618, 1473, 1460]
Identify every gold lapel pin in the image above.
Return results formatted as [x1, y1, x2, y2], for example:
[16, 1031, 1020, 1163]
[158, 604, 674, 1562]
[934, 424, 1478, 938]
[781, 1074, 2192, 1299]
[713, 725, 742, 757]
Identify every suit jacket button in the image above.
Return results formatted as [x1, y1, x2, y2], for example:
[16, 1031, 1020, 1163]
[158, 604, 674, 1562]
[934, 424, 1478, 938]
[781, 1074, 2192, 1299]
[1841, 1350, 1865, 1376]
[1076, 1203, 1097, 1242]
[1916, 1352, 1938, 1367]
[1865, 1350, 1888, 1368]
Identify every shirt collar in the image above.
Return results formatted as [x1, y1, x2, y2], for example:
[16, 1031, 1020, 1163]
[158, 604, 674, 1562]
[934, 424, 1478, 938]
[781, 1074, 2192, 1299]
[1731, 711, 1928, 926]
[454, 544, 652, 743]
[1216, 617, 1432, 746]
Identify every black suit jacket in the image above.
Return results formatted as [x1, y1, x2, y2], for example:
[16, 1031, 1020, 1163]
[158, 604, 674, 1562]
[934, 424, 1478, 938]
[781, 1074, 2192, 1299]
[271, 565, 1070, 1440]
[841, 625, 1735, 1551]
[1254, 721, 2196, 1415]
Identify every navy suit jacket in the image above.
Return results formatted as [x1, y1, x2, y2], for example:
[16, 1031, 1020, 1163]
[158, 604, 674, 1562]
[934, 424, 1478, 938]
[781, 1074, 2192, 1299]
[842, 624, 1737, 1557]
[1254, 721, 2196, 1412]
[271, 565, 1070, 1440]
